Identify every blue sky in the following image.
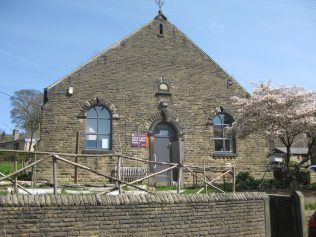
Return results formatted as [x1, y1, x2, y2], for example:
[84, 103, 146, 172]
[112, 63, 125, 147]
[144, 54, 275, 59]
[0, 0, 315, 133]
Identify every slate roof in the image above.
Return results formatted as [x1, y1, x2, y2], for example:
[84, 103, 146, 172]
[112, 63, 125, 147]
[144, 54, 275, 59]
[274, 147, 309, 155]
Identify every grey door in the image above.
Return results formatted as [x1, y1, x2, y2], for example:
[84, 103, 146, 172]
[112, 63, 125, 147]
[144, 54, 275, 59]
[153, 123, 177, 184]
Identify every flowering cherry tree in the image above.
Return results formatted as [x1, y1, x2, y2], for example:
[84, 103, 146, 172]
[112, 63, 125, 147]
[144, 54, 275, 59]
[231, 81, 316, 189]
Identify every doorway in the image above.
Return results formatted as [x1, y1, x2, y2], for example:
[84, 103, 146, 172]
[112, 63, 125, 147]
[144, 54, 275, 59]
[152, 123, 178, 185]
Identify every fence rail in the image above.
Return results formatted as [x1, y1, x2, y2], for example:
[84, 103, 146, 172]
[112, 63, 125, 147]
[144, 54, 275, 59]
[0, 150, 235, 195]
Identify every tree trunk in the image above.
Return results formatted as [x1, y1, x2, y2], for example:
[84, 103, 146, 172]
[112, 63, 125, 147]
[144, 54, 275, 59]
[285, 145, 291, 169]
[285, 145, 297, 191]
[28, 131, 34, 152]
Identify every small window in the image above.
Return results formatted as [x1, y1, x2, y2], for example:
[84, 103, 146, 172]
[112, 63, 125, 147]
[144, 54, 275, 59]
[212, 113, 235, 154]
[85, 106, 112, 150]
[155, 77, 171, 96]
[159, 23, 163, 35]
[156, 82, 171, 95]
[159, 83, 168, 91]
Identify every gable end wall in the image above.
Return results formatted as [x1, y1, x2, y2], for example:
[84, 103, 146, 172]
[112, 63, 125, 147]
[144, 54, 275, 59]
[39, 17, 269, 181]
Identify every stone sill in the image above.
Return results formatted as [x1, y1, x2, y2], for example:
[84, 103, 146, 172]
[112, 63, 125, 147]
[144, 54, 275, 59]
[155, 92, 171, 96]
[213, 152, 237, 158]
[82, 150, 114, 154]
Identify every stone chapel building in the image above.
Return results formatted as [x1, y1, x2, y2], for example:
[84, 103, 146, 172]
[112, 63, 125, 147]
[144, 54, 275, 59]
[39, 12, 269, 184]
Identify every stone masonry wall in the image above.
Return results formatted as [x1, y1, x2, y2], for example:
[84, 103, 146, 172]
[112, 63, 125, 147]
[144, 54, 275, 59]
[39, 14, 270, 181]
[0, 192, 269, 237]
[34, 154, 119, 184]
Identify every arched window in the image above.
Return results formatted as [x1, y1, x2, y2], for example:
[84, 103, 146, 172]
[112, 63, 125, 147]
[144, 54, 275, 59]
[85, 106, 111, 150]
[213, 113, 235, 153]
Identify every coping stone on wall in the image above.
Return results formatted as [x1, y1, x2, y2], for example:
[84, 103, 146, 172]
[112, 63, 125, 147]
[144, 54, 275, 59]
[0, 192, 267, 207]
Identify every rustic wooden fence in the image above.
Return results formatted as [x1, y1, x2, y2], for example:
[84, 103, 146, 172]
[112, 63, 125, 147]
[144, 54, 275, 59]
[0, 150, 235, 195]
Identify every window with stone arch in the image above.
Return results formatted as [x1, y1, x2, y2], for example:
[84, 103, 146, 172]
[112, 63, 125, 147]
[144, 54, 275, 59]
[212, 112, 235, 153]
[85, 106, 112, 150]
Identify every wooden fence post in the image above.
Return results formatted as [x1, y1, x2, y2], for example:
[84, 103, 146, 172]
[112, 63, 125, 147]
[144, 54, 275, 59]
[31, 154, 37, 187]
[14, 161, 18, 192]
[53, 156, 58, 195]
[75, 131, 79, 184]
[232, 166, 236, 193]
[177, 163, 182, 194]
[117, 156, 122, 194]
[203, 162, 207, 194]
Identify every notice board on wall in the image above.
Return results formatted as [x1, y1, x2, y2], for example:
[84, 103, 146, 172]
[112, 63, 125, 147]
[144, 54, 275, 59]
[131, 133, 148, 147]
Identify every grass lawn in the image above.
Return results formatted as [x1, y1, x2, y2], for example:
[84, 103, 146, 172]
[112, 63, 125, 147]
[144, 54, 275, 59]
[154, 186, 177, 192]
[0, 161, 22, 175]
[306, 203, 316, 210]
[152, 183, 234, 194]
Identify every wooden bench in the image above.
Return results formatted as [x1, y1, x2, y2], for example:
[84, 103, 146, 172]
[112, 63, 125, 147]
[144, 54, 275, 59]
[111, 166, 148, 182]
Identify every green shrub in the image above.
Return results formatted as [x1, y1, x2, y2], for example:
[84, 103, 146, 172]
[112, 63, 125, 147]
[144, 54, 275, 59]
[17, 171, 32, 181]
[297, 170, 310, 185]
[274, 169, 310, 185]
[310, 183, 316, 190]
[273, 170, 286, 181]
[236, 171, 254, 183]
[289, 161, 297, 167]
[0, 151, 33, 162]
[217, 182, 233, 192]
[265, 178, 287, 188]
[236, 171, 260, 190]
[236, 171, 289, 190]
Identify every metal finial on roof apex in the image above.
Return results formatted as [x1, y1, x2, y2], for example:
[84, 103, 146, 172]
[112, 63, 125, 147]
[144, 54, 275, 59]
[155, 0, 165, 14]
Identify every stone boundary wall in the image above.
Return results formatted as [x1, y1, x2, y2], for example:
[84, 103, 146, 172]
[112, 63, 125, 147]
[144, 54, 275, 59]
[0, 192, 270, 237]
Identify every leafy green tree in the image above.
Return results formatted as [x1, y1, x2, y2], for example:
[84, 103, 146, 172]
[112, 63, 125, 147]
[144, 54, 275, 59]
[0, 130, 12, 142]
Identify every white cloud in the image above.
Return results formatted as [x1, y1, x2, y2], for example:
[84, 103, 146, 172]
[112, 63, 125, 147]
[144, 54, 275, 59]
[0, 49, 40, 67]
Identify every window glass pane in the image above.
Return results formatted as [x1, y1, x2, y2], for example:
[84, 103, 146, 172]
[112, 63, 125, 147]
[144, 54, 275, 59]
[98, 135, 110, 149]
[87, 108, 97, 118]
[213, 113, 234, 125]
[224, 139, 232, 152]
[223, 114, 233, 124]
[95, 106, 102, 113]
[223, 125, 232, 138]
[99, 119, 110, 134]
[86, 135, 97, 148]
[86, 119, 97, 133]
[213, 125, 223, 138]
[85, 106, 112, 150]
[213, 114, 224, 125]
[159, 83, 168, 91]
[154, 123, 176, 137]
[99, 107, 110, 119]
[215, 139, 224, 152]
[158, 129, 169, 136]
